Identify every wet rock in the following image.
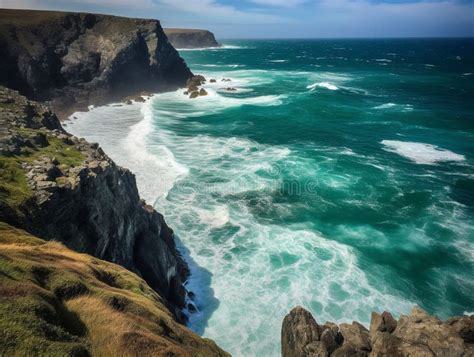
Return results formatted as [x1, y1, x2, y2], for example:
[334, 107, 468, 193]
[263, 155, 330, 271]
[210, 79, 216, 83]
[199, 88, 208, 96]
[189, 91, 200, 99]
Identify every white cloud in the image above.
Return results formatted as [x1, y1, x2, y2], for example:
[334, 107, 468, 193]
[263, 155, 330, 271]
[250, 0, 307, 7]
[157, 0, 286, 24]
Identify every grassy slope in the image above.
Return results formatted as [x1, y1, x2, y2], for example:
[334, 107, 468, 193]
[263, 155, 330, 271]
[0, 222, 227, 356]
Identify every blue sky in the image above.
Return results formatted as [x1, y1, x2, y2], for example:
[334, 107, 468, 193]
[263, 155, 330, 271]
[2, 0, 473, 38]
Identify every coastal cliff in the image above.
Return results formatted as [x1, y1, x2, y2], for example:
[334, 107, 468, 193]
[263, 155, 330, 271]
[281, 306, 473, 356]
[0, 9, 193, 118]
[0, 86, 191, 322]
[0, 222, 228, 356]
[164, 28, 220, 48]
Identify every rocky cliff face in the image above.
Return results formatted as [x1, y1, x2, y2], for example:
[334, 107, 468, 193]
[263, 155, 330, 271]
[0, 86, 191, 321]
[0, 9, 193, 118]
[164, 28, 220, 48]
[281, 306, 473, 357]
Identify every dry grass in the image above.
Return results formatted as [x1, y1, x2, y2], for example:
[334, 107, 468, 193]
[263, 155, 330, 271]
[0, 222, 228, 356]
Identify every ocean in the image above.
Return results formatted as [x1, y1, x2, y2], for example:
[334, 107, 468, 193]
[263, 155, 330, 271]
[66, 39, 474, 356]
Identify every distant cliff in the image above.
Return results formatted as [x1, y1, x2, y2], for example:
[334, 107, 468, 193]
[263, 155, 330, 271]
[281, 306, 473, 357]
[164, 28, 220, 49]
[0, 86, 193, 323]
[0, 9, 193, 118]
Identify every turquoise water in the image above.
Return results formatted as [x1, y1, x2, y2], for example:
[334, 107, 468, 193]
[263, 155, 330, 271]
[68, 39, 474, 356]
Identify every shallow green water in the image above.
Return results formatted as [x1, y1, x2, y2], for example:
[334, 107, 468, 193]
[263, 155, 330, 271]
[68, 39, 474, 356]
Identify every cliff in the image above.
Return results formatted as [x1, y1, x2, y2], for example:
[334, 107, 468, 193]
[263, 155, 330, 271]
[0, 9, 193, 118]
[0, 86, 192, 322]
[0, 222, 228, 356]
[164, 28, 220, 49]
[281, 306, 473, 357]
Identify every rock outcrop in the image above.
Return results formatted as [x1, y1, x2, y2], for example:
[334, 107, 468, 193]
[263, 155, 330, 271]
[0, 9, 193, 118]
[164, 28, 220, 48]
[0, 222, 229, 356]
[282, 306, 473, 357]
[0, 86, 190, 321]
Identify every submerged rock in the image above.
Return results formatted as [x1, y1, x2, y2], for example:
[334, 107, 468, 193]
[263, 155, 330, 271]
[281, 306, 474, 357]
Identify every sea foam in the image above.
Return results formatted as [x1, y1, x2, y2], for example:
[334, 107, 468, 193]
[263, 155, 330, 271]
[307, 82, 338, 91]
[381, 140, 465, 165]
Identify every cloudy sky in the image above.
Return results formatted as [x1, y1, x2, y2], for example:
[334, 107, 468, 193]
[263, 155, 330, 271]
[1, 0, 473, 38]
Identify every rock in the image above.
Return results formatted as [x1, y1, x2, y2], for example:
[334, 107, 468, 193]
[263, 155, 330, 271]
[447, 316, 474, 343]
[332, 344, 368, 357]
[282, 307, 473, 357]
[393, 307, 466, 356]
[224, 87, 237, 92]
[370, 311, 397, 334]
[222, 78, 232, 82]
[320, 328, 338, 354]
[281, 306, 322, 357]
[189, 91, 200, 99]
[186, 75, 206, 91]
[199, 88, 208, 96]
[0, 9, 193, 119]
[210, 79, 216, 83]
[188, 303, 197, 313]
[164, 28, 220, 49]
[339, 322, 371, 352]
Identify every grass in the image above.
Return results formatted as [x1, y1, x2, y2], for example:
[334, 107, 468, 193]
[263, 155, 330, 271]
[0, 128, 85, 208]
[0, 222, 228, 356]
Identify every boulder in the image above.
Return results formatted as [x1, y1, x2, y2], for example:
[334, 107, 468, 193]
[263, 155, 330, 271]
[189, 91, 200, 99]
[281, 306, 322, 357]
[199, 88, 208, 96]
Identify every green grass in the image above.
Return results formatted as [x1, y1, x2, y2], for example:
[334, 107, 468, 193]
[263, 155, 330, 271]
[0, 129, 85, 208]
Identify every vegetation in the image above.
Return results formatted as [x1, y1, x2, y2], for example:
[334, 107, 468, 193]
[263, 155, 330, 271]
[0, 128, 85, 208]
[0, 222, 227, 356]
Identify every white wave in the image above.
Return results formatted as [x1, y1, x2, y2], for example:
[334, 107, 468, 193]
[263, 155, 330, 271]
[375, 59, 392, 63]
[201, 64, 245, 68]
[178, 45, 248, 51]
[424, 64, 435, 68]
[462, 73, 473, 76]
[373, 103, 397, 109]
[381, 140, 465, 165]
[307, 82, 338, 91]
[268, 59, 288, 63]
[373, 103, 413, 111]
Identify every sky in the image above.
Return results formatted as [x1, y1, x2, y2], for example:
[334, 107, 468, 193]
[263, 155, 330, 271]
[1, 0, 473, 38]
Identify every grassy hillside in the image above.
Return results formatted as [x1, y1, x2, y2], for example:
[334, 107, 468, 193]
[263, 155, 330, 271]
[0, 222, 228, 356]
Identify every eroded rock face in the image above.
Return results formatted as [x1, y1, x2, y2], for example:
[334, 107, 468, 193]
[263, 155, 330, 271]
[281, 306, 474, 357]
[164, 28, 220, 49]
[0, 9, 193, 118]
[0, 86, 189, 321]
